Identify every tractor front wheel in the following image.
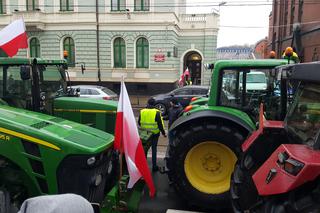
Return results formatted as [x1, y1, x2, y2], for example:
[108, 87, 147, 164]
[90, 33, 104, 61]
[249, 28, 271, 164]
[166, 123, 245, 210]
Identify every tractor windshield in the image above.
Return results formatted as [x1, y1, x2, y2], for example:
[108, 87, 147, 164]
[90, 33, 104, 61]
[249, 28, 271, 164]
[38, 64, 67, 97]
[220, 68, 281, 120]
[0, 65, 32, 109]
[286, 83, 320, 147]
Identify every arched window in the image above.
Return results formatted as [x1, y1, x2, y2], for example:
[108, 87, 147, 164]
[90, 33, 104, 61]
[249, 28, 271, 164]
[30, 38, 40, 58]
[63, 37, 75, 67]
[136, 38, 149, 68]
[0, 0, 6, 14]
[0, 48, 7, 57]
[113, 37, 126, 68]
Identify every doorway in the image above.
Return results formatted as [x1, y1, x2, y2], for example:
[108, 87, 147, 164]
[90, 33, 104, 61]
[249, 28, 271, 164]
[184, 51, 202, 85]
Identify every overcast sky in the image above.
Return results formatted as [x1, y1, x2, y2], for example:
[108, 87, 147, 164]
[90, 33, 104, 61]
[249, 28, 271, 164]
[186, 0, 272, 47]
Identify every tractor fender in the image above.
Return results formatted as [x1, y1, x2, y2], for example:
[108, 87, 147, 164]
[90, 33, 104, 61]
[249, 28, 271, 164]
[170, 110, 255, 134]
[253, 144, 320, 196]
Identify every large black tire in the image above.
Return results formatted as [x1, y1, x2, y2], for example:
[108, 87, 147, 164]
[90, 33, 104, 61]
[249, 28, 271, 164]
[166, 122, 246, 210]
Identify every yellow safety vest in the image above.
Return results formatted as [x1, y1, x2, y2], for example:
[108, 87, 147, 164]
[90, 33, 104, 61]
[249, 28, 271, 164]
[140, 108, 163, 134]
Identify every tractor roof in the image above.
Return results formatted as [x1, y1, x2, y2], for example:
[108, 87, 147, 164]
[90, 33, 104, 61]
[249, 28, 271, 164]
[0, 57, 67, 65]
[280, 62, 320, 83]
[213, 59, 289, 70]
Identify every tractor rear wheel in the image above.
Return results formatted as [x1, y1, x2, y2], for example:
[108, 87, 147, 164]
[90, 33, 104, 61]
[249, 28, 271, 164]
[166, 123, 245, 210]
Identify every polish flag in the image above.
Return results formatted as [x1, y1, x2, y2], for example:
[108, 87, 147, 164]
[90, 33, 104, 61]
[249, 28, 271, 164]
[0, 19, 28, 57]
[184, 67, 190, 76]
[178, 73, 184, 87]
[114, 79, 156, 197]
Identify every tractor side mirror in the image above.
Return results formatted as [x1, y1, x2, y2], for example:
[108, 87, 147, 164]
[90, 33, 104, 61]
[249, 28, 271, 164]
[20, 66, 31, 80]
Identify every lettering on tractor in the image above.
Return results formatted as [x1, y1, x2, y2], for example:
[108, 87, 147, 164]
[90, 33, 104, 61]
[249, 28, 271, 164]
[0, 134, 10, 141]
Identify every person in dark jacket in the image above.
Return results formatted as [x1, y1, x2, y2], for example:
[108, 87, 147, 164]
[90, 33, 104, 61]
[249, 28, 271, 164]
[138, 98, 166, 172]
[168, 98, 183, 145]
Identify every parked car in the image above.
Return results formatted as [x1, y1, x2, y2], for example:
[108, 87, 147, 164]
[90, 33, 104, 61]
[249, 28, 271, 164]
[148, 85, 209, 116]
[70, 85, 118, 100]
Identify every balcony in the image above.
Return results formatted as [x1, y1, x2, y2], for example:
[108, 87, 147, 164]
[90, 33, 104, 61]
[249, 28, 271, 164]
[12, 10, 45, 31]
[178, 13, 219, 30]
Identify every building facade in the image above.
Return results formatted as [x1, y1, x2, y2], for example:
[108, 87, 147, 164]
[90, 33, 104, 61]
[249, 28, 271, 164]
[0, 0, 219, 93]
[268, 0, 320, 62]
[216, 46, 253, 60]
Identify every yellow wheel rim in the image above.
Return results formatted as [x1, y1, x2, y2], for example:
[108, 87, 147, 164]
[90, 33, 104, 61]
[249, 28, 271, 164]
[184, 141, 237, 194]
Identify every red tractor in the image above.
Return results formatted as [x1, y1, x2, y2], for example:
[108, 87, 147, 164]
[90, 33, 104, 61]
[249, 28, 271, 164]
[231, 62, 320, 212]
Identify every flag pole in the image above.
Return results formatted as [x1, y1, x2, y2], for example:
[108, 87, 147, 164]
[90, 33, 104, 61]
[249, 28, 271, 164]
[118, 75, 125, 206]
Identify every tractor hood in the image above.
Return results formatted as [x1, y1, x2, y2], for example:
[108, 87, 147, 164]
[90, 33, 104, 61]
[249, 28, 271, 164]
[0, 105, 113, 154]
[54, 97, 118, 112]
[53, 97, 117, 134]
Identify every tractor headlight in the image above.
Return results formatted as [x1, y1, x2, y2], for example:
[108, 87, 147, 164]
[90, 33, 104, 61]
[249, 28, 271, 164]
[87, 157, 96, 166]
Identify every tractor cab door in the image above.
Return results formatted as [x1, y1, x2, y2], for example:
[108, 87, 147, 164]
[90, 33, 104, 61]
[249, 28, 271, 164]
[36, 64, 68, 114]
[0, 65, 33, 109]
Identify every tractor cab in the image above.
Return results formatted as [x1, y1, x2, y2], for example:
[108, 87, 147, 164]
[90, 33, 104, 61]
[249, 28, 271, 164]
[0, 58, 73, 113]
[232, 62, 320, 213]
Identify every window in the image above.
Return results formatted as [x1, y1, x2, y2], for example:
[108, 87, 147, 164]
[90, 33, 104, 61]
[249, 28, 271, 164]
[0, 48, 7, 57]
[113, 37, 126, 68]
[60, 0, 74, 11]
[111, 0, 125, 11]
[63, 37, 75, 67]
[0, 0, 6, 14]
[26, 0, 39, 11]
[90, 89, 99, 95]
[135, 0, 149, 11]
[80, 88, 89, 95]
[136, 38, 149, 68]
[30, 38, 40, 58]
[174, 89, 189, 95]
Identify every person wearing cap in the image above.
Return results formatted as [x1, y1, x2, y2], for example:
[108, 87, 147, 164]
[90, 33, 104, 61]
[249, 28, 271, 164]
[168, 98, 183, 145]
[282, 47, 300, 63]
[138, 99, 166, 172]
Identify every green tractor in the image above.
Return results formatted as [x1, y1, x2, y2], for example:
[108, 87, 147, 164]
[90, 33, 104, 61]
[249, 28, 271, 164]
[0, 58, 150, 212]
[166, 59, 291, 210]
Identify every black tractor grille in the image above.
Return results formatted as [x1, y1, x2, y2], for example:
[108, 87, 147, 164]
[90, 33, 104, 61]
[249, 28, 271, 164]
[56, 149, 118, 204]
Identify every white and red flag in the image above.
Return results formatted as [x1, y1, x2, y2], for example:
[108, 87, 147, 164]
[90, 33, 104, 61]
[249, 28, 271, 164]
[114, 78, 156, 197]
[0, 19, 28, 57]
[184, 67, 190, 76]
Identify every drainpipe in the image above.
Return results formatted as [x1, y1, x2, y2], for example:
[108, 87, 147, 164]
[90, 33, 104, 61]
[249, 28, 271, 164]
[96, 0, 101, 83]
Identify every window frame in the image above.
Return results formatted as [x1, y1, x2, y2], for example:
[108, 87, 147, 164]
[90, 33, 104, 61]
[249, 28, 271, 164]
[113, 37, 126, 68]
[26, 0, 38, 11]
[136, 37, 149, 68]
[63, 37, 75, 67]
[60, 0, 74, 11]
[29, 37, 41, 58]
[111, 0, 126, 11]
[134, 0, 150, 11]
[0, 0, 5, 14]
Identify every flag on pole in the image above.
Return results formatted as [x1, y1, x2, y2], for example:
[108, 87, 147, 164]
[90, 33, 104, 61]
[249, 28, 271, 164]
[184, 67, 190, 76]
[114, 78, 156, 197]
[178, 73, 184, 87]
[0, 19, 28, 57]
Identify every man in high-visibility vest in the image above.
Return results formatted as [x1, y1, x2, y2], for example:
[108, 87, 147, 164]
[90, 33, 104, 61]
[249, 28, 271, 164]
[138, 99, 166, 172]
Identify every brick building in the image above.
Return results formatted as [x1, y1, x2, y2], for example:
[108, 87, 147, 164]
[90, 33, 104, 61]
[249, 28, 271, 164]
[268, 0, 320, 62]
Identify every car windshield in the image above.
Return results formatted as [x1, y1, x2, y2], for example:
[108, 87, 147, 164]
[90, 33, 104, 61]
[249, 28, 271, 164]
[286, 83, 320, 147]
[102, 87, 117, 95]
[240, 72, 266, 83]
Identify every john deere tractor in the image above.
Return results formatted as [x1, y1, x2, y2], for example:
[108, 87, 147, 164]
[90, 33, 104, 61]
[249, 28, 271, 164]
[0, 58, 150, 212]
[166, 59, 291, 210]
